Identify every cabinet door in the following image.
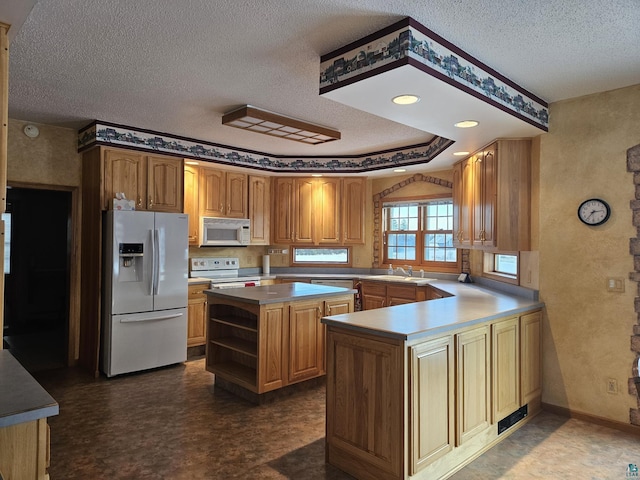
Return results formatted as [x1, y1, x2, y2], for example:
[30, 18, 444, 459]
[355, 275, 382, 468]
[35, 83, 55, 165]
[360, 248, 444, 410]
[361, 282, 387, 310]
[326, 329, 404, 480]
[455, 326, 491, 446]
[103, 149, 146, 210]
[387, 284, 418, 306]
[249, 175, 270, 244]
[272, 178, 294, 244]
[226, 172, 247, 218]
[294, 178, 314, 244]
[147, 155, 183, 212]
[492, 317, 520, 422]
[342, 177, 366, 244]
[287, 301, 323, 383]
[322, 296, 354, 374]
[473, 146, 496, 247]
[457, 158, 473, 246]
[520, 310, 542, 405]
[187, 285, 207, 346]
[184, 166, 200, 245]
[200, 168, 225, 216]
[410, 335, 454, 474]
[316, 177, 341, 244]
[259, 305, 286, 392]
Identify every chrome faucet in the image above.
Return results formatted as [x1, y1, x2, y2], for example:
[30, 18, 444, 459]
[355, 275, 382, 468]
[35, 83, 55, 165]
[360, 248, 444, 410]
[406, 265, 413, 277]
[395, 266, 412, 277]
[395, 267, 407, 276]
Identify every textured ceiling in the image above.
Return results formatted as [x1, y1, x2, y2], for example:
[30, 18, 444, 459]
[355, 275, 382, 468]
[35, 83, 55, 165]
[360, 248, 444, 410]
[2, 0, 639, 173]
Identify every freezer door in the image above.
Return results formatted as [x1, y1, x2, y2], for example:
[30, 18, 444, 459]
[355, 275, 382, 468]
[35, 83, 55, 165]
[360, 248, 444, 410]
[108, 210, 155, 315]
[103, 308, 188, 377]
[153, 212, 189, 311]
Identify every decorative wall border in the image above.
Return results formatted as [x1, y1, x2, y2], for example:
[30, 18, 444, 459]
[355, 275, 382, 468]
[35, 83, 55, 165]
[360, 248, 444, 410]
[371, 173, 469, 271]
[78, 120, 454, 174]
[320, 17, 549, 132]
[626, 143, 640, 425]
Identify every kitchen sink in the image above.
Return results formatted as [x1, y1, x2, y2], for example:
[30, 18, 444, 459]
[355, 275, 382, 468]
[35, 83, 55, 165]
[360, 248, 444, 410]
[363, 275, 436, 284]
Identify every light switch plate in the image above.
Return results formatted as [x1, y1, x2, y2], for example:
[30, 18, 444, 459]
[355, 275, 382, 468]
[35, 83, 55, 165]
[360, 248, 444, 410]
[606, 277, 625, 293]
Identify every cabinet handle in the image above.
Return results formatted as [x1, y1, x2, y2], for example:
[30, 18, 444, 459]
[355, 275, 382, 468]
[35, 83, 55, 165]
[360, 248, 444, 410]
[149, 196, 153, 208]
[137, 196, 142, 207]
[317, 307, 322, 319]
[228, 204, 231, 213]
[219, 203, 223, 212]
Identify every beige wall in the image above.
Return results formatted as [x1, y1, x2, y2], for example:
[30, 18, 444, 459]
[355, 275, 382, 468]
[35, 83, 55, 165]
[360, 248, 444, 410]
[7, 119, 80, 186]
[539, 84, 640, 423]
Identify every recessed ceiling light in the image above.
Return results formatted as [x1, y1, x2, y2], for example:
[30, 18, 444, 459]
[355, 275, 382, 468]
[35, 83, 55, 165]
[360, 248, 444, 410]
[454, 120, 479, 128]
[311, 173, 323, 177]
[393, 168, 407, 173]
[392, 94, 420, 105]
[453, 151, 469, 156]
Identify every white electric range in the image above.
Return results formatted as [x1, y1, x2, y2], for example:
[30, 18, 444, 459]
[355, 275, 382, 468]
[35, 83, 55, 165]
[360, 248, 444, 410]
[189, 257, 261, 289]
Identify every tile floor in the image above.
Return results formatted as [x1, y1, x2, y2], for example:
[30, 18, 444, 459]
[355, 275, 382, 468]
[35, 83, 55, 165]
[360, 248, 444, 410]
[34, 358, 640, 480]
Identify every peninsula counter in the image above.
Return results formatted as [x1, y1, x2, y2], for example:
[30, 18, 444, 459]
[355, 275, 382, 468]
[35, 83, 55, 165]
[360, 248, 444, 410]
[321, 280, 543, 480]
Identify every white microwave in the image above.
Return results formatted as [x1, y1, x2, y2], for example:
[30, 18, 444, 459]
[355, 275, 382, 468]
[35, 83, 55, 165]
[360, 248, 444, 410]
[200, 217, 250, 246]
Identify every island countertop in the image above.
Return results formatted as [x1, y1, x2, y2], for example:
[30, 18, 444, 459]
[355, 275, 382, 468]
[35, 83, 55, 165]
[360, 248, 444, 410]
[322, 279, 543, 342]
[0, 350, 59, 428]
[205, 281, 356, 305]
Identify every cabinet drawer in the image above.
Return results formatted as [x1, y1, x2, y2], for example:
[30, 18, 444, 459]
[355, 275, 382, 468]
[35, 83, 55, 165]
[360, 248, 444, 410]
[188, 284, 208, 298]
[387, 284, 416, 300]
[361, 282, 386, 296]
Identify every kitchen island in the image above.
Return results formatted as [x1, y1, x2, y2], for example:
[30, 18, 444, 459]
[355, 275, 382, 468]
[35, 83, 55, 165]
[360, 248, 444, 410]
[0, 350, 59, 479]
[205, 282, 355, 401]
[321, 280, 543, 480]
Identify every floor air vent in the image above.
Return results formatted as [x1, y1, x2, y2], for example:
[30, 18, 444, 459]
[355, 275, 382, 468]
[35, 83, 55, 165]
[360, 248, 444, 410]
[498, 404, 528, 434]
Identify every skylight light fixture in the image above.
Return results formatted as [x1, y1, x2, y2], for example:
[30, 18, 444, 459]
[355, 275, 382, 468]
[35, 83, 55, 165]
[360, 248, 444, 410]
[392, 94, 420, 105]
[222, 105, 340, 145]
[454, 120, 479, 128]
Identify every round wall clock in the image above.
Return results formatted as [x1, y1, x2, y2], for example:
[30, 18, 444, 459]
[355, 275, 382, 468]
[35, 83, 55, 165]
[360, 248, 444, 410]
[578, 198, 611, 226]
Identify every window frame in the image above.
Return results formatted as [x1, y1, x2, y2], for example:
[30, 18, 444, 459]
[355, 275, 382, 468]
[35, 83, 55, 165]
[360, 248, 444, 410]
[291, 246, 352, 267]
[381, 195, 461, 273]
[483, 251, 519, 285]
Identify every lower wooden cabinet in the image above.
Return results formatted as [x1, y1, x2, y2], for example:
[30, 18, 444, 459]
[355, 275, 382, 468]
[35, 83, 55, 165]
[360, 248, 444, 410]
[492, 316, 520, 422]
[325, 309, 542, 480]
[455, 326, 491, 446]
[410, 335, 454, 475]
[360, 281, 452, 310]
[187, 284, 207, 347]
[288, 301, 324, 383]
[0, 418, 51, 480]
[326, 329, 404, 480]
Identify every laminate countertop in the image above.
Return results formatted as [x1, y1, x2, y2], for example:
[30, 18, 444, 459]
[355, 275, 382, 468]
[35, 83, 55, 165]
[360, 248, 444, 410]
[322, 279, 543, 342]
[205, 282, 356, 305]
[0, 350, 59, 428]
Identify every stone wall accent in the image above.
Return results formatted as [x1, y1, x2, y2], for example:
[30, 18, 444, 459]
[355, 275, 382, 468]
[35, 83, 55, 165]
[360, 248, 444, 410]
[626, 143, 640, 424]
[370, 173, 467, 269]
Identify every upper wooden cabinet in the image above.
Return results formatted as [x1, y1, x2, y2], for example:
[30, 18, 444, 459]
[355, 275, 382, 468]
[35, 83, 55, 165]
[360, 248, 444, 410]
[272, 176, 366, 246]
[249, 175, 270, 245]
[200, 167, 247, 218]
[453, 139, 531, 251]
[184, 165, 200, 245]
[102, 147, 183, 213]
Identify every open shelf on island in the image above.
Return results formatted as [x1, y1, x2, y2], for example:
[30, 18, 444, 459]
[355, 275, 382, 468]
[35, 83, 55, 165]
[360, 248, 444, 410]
[211, 316, 257, 332]
[211, 337, 257, 357]
[210, 361, 257, 390]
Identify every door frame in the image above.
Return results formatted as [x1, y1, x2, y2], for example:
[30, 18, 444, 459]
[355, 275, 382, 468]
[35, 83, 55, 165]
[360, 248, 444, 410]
[7, 181, 80, 366]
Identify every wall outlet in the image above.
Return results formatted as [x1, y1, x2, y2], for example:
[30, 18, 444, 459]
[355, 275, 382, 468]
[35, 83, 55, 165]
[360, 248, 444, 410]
[607, 378, 618, 394]
[606, 277, 625, 293]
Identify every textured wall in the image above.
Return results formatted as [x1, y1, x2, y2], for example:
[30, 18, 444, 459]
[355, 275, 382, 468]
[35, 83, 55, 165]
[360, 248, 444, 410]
[539, 84, 640, 423]
[7, 119, 80, 186]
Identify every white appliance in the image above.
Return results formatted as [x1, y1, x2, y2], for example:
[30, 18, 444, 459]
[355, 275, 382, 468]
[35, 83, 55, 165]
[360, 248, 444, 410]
[190, 257, 261, 288]
[200, 217, 250, 247]
[102, 210, 189, 377]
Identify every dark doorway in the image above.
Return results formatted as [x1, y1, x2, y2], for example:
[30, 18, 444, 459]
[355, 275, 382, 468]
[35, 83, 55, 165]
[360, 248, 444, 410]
[2, 187, 71, 371]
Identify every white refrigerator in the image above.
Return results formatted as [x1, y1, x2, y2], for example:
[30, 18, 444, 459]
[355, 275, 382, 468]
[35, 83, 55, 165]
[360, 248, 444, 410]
[102, 210, 189, 377]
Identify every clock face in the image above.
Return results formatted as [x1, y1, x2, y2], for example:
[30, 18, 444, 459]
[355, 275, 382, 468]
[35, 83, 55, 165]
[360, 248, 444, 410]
[578, 198, 611, 226]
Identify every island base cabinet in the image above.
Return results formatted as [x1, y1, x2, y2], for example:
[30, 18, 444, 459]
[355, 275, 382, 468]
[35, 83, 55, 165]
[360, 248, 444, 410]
[0, 418, 50, 480]
[326, 328, 404, 480]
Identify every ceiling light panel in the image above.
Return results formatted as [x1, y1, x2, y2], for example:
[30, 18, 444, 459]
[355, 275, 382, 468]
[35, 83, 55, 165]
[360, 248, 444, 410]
[222, 106, 340, 145]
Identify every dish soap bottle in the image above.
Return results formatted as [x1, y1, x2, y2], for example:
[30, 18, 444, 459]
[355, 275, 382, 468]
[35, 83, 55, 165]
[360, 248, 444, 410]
[388, 264, 393, 274]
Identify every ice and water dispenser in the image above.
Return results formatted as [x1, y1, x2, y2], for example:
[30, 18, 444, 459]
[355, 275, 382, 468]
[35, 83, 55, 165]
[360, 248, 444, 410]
[118, 243, 144, 282]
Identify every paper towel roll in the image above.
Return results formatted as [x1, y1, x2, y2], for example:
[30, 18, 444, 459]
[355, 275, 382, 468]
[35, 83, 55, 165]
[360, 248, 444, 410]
[262, 255, 270, 275]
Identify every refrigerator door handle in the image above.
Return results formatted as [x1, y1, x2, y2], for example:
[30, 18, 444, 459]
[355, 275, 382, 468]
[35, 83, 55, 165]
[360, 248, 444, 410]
[149, 229, 155, 296]
[120, 312, 184, 323]
[153, 228, 160, 295]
